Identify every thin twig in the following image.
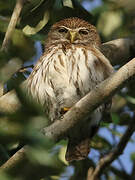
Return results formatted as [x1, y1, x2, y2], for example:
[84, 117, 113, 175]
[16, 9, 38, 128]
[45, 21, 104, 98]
[1, 0, 26, 51]
[19, 65, 34, 73]
[109, 166, 130, 180]
[88, 118, 135, 180]
[111, 124, 126, 172]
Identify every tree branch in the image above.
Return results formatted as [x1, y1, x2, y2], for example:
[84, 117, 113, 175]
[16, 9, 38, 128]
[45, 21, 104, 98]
[1, 0, 27, 51]
[87, 118, 135, 180]
[101, 37, 135, 65]
[109, 166, 130, 180]
[43, 57, 135, 141]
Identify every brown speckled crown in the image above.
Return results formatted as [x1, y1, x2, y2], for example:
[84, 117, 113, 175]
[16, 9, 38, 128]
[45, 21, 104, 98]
[46, 17, 101, 50]
[52, 17, 94, 29]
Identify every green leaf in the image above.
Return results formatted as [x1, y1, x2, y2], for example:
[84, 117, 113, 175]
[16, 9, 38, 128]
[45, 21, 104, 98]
[63, 0, 73, 8]
[30, 0, 45, 12]
[130, 152, 135, 161]
[0, 0, 15, 12]
[27, 145, 65, 172]
[97, 10, 123, 37]
[111, 113, 120, 124]
[0, 172, 13, 180]
[91, 135, 112, 150]
[0, 16, 9, 33]
[100, 122, 110, 127]
[126, 95, 135, 104]
[23, 10, 50, 35]
[10, 29, 35, 60]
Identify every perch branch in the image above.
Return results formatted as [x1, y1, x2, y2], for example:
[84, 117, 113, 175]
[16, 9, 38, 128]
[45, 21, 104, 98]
[43, 57, 135, 141]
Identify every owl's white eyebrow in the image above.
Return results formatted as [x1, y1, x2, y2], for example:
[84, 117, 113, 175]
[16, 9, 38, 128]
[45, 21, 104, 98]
[59, 26, 71, 30]
[59, 26, 89, 31]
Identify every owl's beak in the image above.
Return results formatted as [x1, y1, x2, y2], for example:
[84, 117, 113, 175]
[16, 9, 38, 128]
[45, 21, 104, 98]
[68, 31, 78, 43]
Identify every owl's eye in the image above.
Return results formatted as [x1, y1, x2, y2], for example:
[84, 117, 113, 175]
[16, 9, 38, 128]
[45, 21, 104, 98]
[58, 28, 68, 33]
[79, 29, 89, 35]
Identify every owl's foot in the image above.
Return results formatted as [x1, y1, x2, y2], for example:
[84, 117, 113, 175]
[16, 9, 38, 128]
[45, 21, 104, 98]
[60, 107, 70, 115]
[63, 107, 70, 112]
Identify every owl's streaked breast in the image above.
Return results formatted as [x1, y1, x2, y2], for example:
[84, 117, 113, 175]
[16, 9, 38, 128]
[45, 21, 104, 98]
[27, 44, 107, 121]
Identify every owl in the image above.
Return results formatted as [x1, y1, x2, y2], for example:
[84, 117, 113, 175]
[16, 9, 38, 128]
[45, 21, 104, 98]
[26, 17, 114, 162]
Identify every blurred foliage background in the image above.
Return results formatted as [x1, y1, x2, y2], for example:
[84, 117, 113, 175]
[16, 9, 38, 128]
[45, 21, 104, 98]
[0, 0, 135, 180]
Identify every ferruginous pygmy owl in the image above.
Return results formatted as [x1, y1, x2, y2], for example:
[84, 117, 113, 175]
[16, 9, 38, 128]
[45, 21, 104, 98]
[26, 17, 114, 162]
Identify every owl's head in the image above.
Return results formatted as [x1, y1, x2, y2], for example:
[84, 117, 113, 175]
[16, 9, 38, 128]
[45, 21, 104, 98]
[46, 17, 101, 48]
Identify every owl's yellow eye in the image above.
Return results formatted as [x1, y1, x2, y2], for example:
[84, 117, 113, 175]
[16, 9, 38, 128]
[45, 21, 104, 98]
[79, 29, 89, 35]
[58, 28, 68, 33]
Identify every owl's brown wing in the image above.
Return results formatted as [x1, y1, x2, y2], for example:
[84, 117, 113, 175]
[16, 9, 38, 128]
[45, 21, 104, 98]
[91, 46, 113, 123]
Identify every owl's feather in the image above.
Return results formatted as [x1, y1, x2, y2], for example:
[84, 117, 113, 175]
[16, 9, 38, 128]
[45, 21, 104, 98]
[26, 17, 114, 162]
[66, 138, 90, 162]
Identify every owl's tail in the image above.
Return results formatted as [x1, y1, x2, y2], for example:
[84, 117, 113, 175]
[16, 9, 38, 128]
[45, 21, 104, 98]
[65, 138, 90, 162]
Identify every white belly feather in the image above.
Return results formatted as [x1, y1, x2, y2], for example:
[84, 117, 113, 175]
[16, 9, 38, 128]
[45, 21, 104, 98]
[26, 44, 108, 122]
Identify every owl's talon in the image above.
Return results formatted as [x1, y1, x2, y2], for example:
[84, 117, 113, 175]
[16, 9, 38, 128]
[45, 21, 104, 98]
[60, 107, 70, 115]
[63, 107, 70, 112]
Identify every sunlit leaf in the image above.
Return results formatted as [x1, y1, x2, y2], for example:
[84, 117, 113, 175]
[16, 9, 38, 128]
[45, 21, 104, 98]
[97, 10, 122, 37]
[111, 95, 126, 112]
[63, 0, 73, 8]
[125, 95, 135, 104]
[11, 29, 35, 60]
[58, 146, 68, 165]
[51, 175, 60, 180]
[30, 0, 45, 12]
[23, 10, 50, 35]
